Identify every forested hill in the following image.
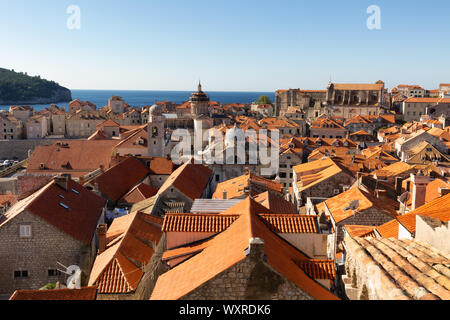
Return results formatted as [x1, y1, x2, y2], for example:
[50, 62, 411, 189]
[0, 68, 72, 105]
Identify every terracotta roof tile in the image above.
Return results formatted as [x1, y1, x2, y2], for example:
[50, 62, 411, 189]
[27, 140, 119, 177]
[149, 157, 174, 175]
[254, 191, 297, 214]
[158, 162, 212, 200]
[92, 157, 149, 202]
[323, 187, 398, 224]
[9, 286, 97, 300]
[344, 225, 377, 238]
[121, 182, 158, 204]
[294, 260, 336, 280]
[162, 213, 239, 233]
[213, 173, 283, 200]
[151, 197, 339, 300]
[258, 214, 318, 233]
[89, 212, 163, 294]
[1, 178, 106, 243]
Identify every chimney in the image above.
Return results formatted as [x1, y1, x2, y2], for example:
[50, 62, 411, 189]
[97, 224, 107, 254]
[395, 176, 404, 196]
[410, 173, 431, 210]
[245, 238, 265, 262]
[99, 164, 105, 173]
[223, 189, 227, 200]
[54, 174, 69, 191]
[79, 175, 85, 186]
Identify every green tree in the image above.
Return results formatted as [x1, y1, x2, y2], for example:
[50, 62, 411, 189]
[255, 95, 273, 105]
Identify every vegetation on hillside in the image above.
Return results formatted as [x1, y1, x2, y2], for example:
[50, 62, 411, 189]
[0, 68, 71, 103]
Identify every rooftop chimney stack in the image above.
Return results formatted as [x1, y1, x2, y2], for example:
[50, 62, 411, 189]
[223, 190, 227, 200]
[54, 174, 70, 191]
[411, 173, 431, 210]
[245, 238, 265, 261]
[97, 224, 108, 254]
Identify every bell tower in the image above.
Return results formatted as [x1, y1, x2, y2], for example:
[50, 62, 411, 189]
[147, 104, 165, 157]
[190, 81, 210, 117]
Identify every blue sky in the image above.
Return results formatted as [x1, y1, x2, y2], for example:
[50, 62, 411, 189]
[1, 0, 449, 91]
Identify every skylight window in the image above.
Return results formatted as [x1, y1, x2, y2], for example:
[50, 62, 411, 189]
[58, 194, 65, 199]
[71, 188, 80, 195]
[59, 203, 70, 210]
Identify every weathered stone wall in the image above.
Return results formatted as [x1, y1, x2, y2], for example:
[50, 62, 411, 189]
[181, 246, 314, 300]
[336, 208, 395, 245]
[343, 237, 409, 300]
[0, 139, 62, 161]
[301, 172, 355, 205]
[0, 210, 91, 295]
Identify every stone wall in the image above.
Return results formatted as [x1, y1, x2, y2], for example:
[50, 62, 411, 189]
[0, 210, 91, 295]
[300, 171, 355, 206]
[336, 207, 395, 245]
[0, 139, 63, 161]
[181, 240, 314, 300]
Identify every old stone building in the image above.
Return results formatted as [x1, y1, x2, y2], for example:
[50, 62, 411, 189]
[315, 186, 398, 247]
[88, 212, 164, 300]
[151, 197, 338, 300]
[292, 157, 355, 208]
[0, 175, 106, 295]
[275, 81, 388, 120]
[156, 161, 213, 213]
[0, 113, 23, 140]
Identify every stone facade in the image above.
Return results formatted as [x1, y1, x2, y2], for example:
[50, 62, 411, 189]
[0, 210, 95, 295]
[181, 241, 314, 300]
[333, 207, 395, 245]
[294, 171, 355, 208]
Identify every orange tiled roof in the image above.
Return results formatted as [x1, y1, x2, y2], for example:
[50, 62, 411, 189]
[213, 173, 283, 200]
[149, 157, 174, 175]
[121, 182, 158, 204]
[150, 197, 339, 300]
[294, 157, 344, 192]
[344, 225, 377, 238]
[333, 83, 384, 91]
[375, 219, 399, 238]
[162, 213, 239, 233]
[9, 286, 97, 300]
[253, 191, 297, 214]
[1, 178, 106, 243]
[373, 161, 413, 178]
[158, 162, 212, 201]
[322, 186, 398, 224]
[258, 214, 318, 233]
[89, 212, 163, 294]
[397, 194, 450, 234]
[27, 140, 120, 177]
[92, 157, 149, 202]
[294, 260, 336, 280]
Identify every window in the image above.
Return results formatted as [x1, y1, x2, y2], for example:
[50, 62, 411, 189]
[19, 225, 32, 238]
[215, 174, 220, 182]
[14, 270, 29, 278]
[48, 269, 61, 277]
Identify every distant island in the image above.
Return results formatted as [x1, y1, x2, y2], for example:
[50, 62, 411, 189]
[0, 68, 72, 105]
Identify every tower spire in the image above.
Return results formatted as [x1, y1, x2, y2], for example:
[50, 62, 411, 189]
[198, 80, 202, 92]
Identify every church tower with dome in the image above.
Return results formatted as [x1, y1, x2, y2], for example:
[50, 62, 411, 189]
[147, 104, 165, 157]
[190, 81, 210, 117]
